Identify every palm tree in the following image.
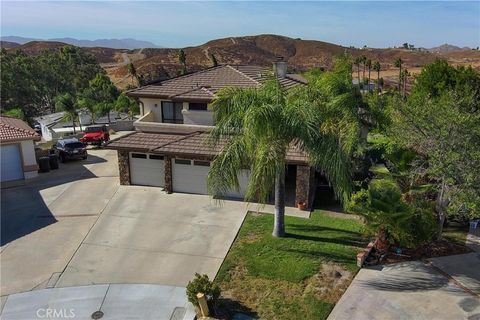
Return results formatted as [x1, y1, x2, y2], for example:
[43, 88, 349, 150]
[394, 58, 403, 92]
[207, 57, 360, 237]
[361, 55, 367, 81]
[366, 59, 372, 90]
[354, 56, 362, 87]
[56, 93, 80, 134]
[127, 63, 137, 86]
[373, 61, 381, 90]
[178, 49, 187, 75]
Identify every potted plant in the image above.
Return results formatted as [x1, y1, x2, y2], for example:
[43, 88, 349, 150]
[297, 201, 307, 210]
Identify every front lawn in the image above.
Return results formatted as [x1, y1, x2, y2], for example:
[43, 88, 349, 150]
[215, 210, 366, 319]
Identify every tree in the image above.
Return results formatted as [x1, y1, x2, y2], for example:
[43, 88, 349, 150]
[361, 55, 367, 81]
[178, 49, 187, 75]
[366, 59, 372, 90]
[354, 56, 362, 87]
[207, 56, 361, 237]
[394, 58, 403, 92]
[80, 72, 119, 123]
[388, 62, 480, 238]
[373, 61, 381, 90]
[210, 53, 218, 67]
[55, 93, 80, 134]
[115, 92, 139, 119]
[3, 108, 25, 120]
[127, 63, 137, 87]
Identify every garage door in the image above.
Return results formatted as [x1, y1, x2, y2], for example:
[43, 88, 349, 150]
[172, 159, 251, 198]
[130, 153, 165, 187]
[1, 144, 24, 182]
[172, 159, 210, 194]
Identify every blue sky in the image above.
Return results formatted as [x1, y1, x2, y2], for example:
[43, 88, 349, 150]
[1, 1, 479, 48]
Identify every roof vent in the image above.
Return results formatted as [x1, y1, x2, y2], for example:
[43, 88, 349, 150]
[273, 56, 287, 78]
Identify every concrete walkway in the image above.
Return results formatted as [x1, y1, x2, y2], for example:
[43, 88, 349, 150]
[328, 253, 480, 320]
[1, 284, 195, 320]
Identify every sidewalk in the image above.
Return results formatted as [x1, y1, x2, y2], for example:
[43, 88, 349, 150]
[1, 284, 196, 320]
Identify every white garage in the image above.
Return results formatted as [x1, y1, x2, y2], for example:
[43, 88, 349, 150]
[129, 153, 165, 187]
[172, 158, 210, 194]
[0, 144, 24, 182]
[172, 158, 250, 199]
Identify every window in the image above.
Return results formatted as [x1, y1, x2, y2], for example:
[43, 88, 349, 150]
[161, 101, 184, 124]
[131, 153, 147, 159]
[149, 154, 164, 160]
[189, 103, 208, 111]
[175, 159, 191, 165]
[193, 160, 210, 167]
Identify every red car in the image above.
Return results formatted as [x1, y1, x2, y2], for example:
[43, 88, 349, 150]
[80, 125, 110, 146]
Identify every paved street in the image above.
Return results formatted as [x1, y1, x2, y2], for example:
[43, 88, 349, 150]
[328, 253, 480, 320]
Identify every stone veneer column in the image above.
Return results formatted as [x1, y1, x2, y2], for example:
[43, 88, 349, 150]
[117, 150, 131, 185]
[164, 156, 173, 194]
[295, 165, 315, 208]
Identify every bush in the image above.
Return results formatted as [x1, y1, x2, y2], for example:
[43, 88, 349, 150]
[186, 273, 221, 307]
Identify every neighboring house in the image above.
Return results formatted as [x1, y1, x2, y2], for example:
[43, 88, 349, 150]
[0, 116, 40, 186]
[107, 61, 316, 208]
[35, 111, 133, 141]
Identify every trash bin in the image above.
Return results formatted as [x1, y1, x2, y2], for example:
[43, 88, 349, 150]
[49, 154, 59, 170]
[38, 156, 50, 173]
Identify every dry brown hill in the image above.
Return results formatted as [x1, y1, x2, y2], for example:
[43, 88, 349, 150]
[6, 35, 480, 89]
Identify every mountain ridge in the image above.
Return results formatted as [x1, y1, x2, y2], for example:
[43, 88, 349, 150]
[0, 36, 161, 49]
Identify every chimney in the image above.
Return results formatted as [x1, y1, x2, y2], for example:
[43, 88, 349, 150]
[273, 56, 287, 78]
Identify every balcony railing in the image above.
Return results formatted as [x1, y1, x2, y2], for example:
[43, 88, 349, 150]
[134, 111, 213, 134]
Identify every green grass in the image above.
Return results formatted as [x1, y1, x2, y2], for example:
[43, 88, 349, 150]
[443, 222, 469, 246]
[215, 210, 366, 320]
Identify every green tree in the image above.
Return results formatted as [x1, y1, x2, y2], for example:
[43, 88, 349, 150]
[361, 55, 367, 81]
[207, 56, 361, 237]
[366, 59, 372, 90]
[373, 61, 381, 91]
[127, 63, 137, 87]
[3, 108, 25, 120]
[210, 53, 218, 67]
[394, 58, 403, 92]
[115, 92, 139, 119]
[354, 56, 362, 87]
[81, 73, 119, 123]
[178, 49, 187, 75]
[55, 93, 80, 133]
[388, 63, 480, 238]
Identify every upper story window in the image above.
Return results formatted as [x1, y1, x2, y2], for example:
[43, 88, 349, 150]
[189, 103, 208, 111]
[161, 101, 183, 124]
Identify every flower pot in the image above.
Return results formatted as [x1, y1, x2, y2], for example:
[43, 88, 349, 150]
[297, 202, 307, 210]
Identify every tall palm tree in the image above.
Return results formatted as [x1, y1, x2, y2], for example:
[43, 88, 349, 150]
[207, 58, 361, 237]
[127, 63, 137, 86]
[394, 58, 403, 92]
[373, 61, 381, 90]
[354, 56, 362, 87]
[361, 55, 367, 81]
[366, 59, 372, 90]
[56, 93, 80, 134]
[178, 49, 187, 75]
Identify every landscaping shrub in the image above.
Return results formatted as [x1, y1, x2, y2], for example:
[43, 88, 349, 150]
[186, 273, 221, 307]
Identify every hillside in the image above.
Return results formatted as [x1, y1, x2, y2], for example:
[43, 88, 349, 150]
[5, 34, 480, 89]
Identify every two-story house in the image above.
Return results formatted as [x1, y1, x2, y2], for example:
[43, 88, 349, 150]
[107, 61, 317, 208]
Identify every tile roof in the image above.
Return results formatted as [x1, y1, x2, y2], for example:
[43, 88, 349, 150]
[107, 131, 308, 164]
[0, 116, 40, 142]
[127, 65, 306, 101]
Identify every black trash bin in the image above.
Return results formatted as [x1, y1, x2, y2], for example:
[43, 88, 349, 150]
[38, 156, 50, 173]
[49, 154, 59, 170]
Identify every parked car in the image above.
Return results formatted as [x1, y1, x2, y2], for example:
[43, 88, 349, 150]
[80, 125, 110, 146]
[53, 138, 87, 162]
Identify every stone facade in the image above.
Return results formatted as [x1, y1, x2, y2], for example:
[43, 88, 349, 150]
[295, 165, 315, 209]
[117, 150, 131, 185]
[164, 156, 173, 193]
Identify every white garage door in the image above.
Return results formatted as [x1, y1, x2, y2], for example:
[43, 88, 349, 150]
[172, 159, 210, 194]
[130, 153, 165, 187]
[172, 158, 251, 199]
[1, 144, 24, 182]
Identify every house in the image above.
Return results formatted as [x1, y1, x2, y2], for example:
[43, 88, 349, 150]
[0, 116, 41, 187]
[34, 111, 133, 141]
[107, 61, 317, 208]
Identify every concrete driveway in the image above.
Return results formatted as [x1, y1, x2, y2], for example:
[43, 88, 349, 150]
[328, 253, 480, 320]
[1, 147, 247, 299]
